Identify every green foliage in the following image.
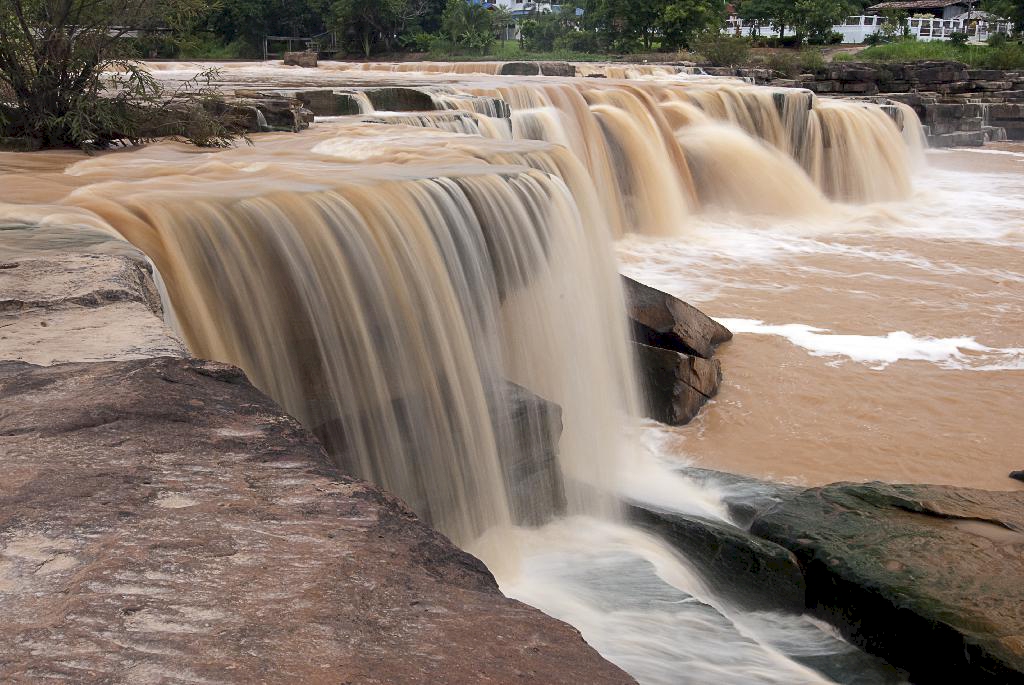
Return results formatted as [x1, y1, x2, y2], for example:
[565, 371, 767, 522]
[879, 10, 911, 39]
[691, 32, 750, 66]
[982, 0, 1024, 26]
[737, 0, 798, 38]
[856, 38, 1024, 69]
[520, 11, 575, 52]
[0, 0, 248, 150]
[949, 31, 969, 46]
[661, 0, 726, 50]
[331, 0, 428, 57]
[792, 0, 852, 42]
[440, 0, 500, 55]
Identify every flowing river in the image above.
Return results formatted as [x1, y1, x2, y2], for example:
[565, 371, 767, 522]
[1, 62, 1021, 684]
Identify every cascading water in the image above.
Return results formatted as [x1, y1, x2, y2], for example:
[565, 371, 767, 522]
[0, 63, 929, 683]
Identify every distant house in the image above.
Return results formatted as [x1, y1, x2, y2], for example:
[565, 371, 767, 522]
[865, 0, 969, 21]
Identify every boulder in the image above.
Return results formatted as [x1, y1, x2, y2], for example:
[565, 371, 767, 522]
[621, 275, 732, 359]
[0, 357, 634, 684]
[633, 342, 721, 426]
[749, 482, 1024, 684]
[0, 254, 188, 365]
[500, 62, 541, 76]
[283, 50, 317, 68]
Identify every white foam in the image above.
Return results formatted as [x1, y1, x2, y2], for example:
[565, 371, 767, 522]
[718, 318, 1024, 371]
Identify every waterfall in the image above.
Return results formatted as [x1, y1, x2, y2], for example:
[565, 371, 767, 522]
[31, 64, 932, 683]
[67, 130, 639, 551]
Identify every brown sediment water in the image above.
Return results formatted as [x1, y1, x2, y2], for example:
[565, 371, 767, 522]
[3, 61, 1015, 683]
[619, 143, 1024, 493]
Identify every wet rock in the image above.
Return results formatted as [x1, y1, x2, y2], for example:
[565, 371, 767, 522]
[621, 275, 732, 359]
[492, 382, 567, 526]
[633, 342, 720, 426]
[539, 62, 576, 77]
[749, 482, 1024, 684]
[0, 254, 188, 365]
[0, 357, 634, 684]
[629, 505, 805, 613]
[296, 89, 364, 116]
[226, 96, 313, 132]
[500, 62, 541, 76]
[363, 86, 437, 112]
[283, 51, 317, 68]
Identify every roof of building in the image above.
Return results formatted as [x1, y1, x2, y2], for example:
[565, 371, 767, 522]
[868, 0, 964, 9]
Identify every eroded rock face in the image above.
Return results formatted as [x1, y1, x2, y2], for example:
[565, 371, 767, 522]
[632, 342, 721, 426]
[0, 254, 188, 365]
[621, 275, 732, 360]
[0, 357, 635, 685]
[749, 482, 1024, 684]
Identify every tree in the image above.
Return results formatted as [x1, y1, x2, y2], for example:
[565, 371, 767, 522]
[519, 6, 576, 51]
[440, 0, 498, 55]
[792, 0, 851, 42]
[737, 0, 797, 38]
[661, 0, 726, 50]
[0, 0, 246, 149]
[207, 0, 329, 58]
[982, 0, 1024, 27]
[331, 0, 428, 57]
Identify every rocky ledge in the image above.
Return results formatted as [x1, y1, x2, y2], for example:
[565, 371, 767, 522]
[0, 250, 633, 684]
[739, 479, 1024, 684]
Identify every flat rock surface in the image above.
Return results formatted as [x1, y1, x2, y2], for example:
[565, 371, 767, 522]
[0, 254, 187, 365]
[0, 357, 633, 685]
[750, 482, 1024, 684]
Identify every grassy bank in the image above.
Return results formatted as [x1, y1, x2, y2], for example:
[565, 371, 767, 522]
[845, 39, 1024, 69]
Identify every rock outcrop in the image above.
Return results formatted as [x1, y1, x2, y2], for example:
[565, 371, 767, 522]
[0, 254, 188, 365]
[499, 62, 576, 77]
[283, 50, 318, 68]
[0, 250, 634, 683]
[0, 358, 633, 684]
[632, 342, 721, 426]
[621, 275, 731, 426]
[749, 482, 1024, 684]
[751, 60, 1024, 147]
[621, 275, 732, 360]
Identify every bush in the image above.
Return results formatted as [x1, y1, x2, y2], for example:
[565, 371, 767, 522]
[797, 48, 826, 73]
[808, 30, 844, 45]
[832, 51, 855, 62]
[691, 33, 750, 66]
[427, 35, 455, 58]
[554, 31, 601, 53]
[977, 42, 1024, 69]
[763, 51, 798, 77]
[402, 32, 436, 53]
[0, 2, 248, 150]
[949, 31, 969, 46]
[987, 32, 1010, 48]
